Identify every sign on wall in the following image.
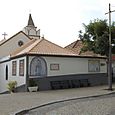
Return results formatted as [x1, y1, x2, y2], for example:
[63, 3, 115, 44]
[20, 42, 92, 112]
[50, 64, 59, 70]
[88, 60, 100, 72]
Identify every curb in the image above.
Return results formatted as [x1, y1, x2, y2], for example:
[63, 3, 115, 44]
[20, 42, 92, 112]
[14, 92, 115, 115]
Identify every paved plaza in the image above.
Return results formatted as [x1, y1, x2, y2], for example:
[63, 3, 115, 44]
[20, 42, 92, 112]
[0, 85, 115, 115]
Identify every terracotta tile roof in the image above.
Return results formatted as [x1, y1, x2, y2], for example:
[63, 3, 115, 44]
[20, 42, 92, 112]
[11, 38, 77, 57]
[11, 38, 106, 59]
[65, 40, 83, 54]
[65, 40, 101, 57]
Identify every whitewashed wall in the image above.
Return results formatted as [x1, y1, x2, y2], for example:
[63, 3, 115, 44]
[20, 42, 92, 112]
[29, 56, 107, 77]
[45, 57, 107, 76]
[0, 56, 27, 93]
[10, 57, 27, 86]
[0, 32, 30, 58]
[23, 27, 40, 37]
[0, 61, 10, 92]
[0, 55, 107, 93]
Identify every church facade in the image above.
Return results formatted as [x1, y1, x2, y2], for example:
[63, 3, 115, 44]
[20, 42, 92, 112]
[0, 14, 108, 93]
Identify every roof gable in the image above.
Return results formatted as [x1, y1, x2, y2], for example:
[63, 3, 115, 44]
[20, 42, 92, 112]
[11, 38, 37, 57]
[0, 31, 31, 46]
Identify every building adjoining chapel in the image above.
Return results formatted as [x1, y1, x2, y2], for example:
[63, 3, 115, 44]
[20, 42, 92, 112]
[0, 14, 110, 93]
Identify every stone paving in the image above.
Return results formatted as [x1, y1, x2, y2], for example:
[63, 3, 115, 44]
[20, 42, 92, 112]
[28, 93, 115, 115]
[0, 85, 115, 115]
[45, 96, 115, 115]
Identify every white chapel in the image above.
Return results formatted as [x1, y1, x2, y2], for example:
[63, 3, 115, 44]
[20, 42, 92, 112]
[0, 14, 107, 93]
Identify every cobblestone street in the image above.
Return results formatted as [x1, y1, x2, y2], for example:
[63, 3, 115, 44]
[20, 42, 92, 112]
[28, 93, 115, 115]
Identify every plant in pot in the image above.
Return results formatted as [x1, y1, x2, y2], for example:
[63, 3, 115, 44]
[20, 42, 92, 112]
[7, 81, 17, 93]
[28, 79, 38, 92]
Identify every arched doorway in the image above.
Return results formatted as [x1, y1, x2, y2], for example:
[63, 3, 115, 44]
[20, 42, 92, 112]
[30, 57, 47, 77]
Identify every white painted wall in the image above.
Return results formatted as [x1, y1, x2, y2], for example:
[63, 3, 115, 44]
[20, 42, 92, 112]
[29, 56, 107, 77]
[10, 57, 27, 86]
[23, 26, 40, 37]
[0, 56, 27, 93]
[0, 55, 107, 93]
[0, 61, 10, 93]
[0, 32, 30, 58]
[45, 57, 107, 76]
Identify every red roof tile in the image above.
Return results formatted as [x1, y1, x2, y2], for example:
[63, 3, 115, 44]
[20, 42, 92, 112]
[65, 40, 101, 57]
[11, 38, 77, 57]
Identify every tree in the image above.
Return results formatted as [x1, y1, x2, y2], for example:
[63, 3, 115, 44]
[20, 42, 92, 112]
[79, 19, 115, 56]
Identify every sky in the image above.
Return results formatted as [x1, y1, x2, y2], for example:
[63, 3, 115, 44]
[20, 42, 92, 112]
[0, 0, 115, 47]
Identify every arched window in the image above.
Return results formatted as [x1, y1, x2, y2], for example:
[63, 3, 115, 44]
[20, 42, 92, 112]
[6, 65, 8, 80]
[30, 57, 47, 77]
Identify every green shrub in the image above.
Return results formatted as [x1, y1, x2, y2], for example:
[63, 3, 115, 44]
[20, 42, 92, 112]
[7, 81, 17, 93]
[29, 79, 37, 87]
